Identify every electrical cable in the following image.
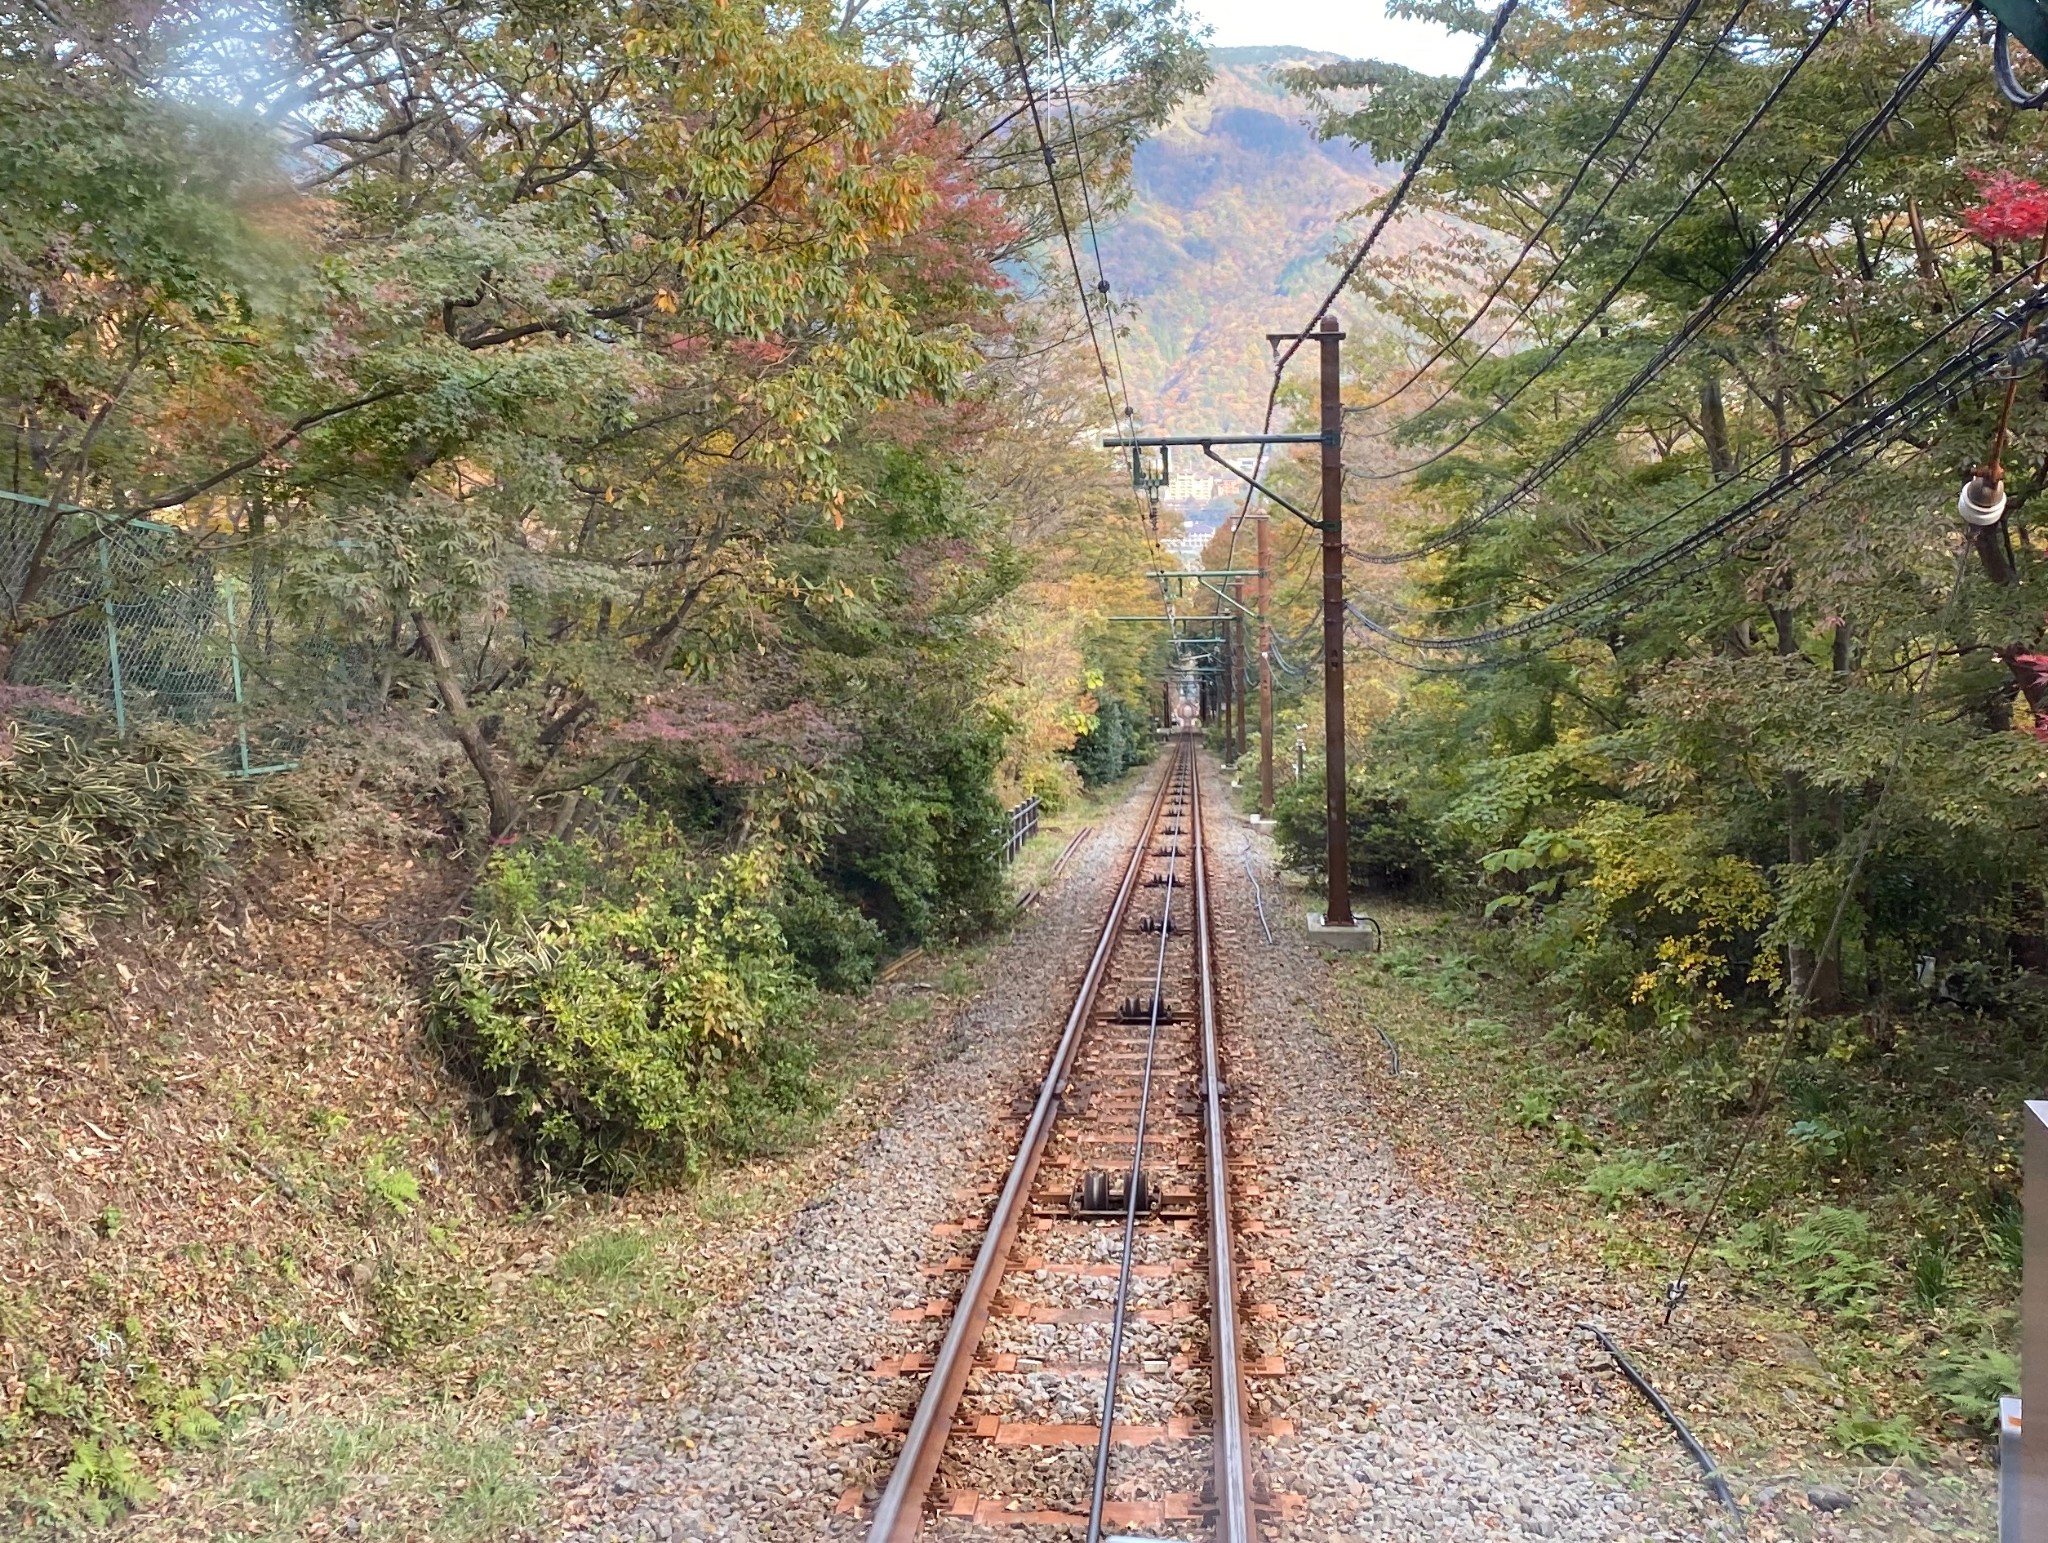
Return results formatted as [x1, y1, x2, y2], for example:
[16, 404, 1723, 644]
[1351, 0, 1852, 484]
[1350, 310, 2021, 650]
[1351, 0, 1761, 436]
[1044, 0, 1135, 429]
[1351, 0, 1716, 416]
[1211, 0, 1520, 585]
[1350, 2, 1972, 559]
[1354, 270, 2041, 623]
[996, 0, 1127, 448]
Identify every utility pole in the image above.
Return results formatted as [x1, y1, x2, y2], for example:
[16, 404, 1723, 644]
[1230, 578, 1248, 763]
[1256, 510, 1274, 818]
[1212, 622, 1228, 749]
[1315, 316, 1352, 927]
[1106, 326, 1368, 941]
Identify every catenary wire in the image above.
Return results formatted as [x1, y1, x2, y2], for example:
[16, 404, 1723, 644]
[1212, 0, 1520, 583]
[997, 0, 1127, 446]
[1350, 2, 1973, 559]
[1044, 0, 1136, 428]
[1352, 0, 1761, 436]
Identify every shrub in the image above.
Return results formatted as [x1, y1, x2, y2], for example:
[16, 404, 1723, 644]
[771, 868, 886, 991]
[0, 719, 244, 999]
[820, 709, 1010, 943]
[1272, 773, 1450, 895]
[1070, 696, 1154, 787]
[432, 843, 815, 1186]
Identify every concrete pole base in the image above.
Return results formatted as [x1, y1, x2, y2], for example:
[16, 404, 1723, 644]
[1306, 913, 1380, 950]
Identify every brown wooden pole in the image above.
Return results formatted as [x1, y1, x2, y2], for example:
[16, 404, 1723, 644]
[1257, 511, 1274, 818]
[1318, 315, 1352, 927]
[1218, 626, 1230, 747]
[1230, 579, 1247, 762]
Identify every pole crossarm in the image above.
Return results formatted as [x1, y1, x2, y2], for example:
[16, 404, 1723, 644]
[1100, 432, 1333, 529]
[1146, 570, 1263, 580]
[1104, 433, 1327, 448]
[1108, 615, 1229, 628]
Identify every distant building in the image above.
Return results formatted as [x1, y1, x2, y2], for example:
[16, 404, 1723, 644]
[1163, 466, 1221, 506]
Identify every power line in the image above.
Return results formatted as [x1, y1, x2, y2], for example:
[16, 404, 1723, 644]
[1353, 269, 2040, 623]
[1351, 0, 1760, 439]
[1350, 1, 1973, 561]
[1350, 305, 2024, 651]
[1043, 0, 1135, 429]
[1351, 0, 1855, 488]
[996, 0, 1126, 443]
[1351, 0, 1717, 418]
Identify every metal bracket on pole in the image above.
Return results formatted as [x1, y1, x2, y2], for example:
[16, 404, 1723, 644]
[1199, 445, 1324, 530]
[1102, 432, 1332, 529]
[1189, 579, 1256, 619]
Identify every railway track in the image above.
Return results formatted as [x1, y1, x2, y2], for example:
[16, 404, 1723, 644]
[861, 735, 1260, 1542]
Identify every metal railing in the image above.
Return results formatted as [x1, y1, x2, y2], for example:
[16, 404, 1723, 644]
[1002, 795, 1041, 865]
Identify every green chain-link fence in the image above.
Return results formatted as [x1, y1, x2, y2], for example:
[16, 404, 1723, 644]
[2, 490, 377, 773]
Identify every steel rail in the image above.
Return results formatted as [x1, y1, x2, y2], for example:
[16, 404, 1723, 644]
[863, 749, 1183, 1543]
[1083, 752, 1188, 1543]
[1193, 751, 1258, 1543]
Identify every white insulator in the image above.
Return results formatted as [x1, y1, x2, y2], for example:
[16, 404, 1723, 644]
[1960, 475, 2008, 528]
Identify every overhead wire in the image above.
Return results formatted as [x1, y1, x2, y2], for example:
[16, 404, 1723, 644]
[1349, 307, 2022, 652]
[1350, 1, 1974, 560]
[1351, 0, 1761, 434]
[1351, 0, 1856, 488]
[1044, 0, 1135, 430]
[1350, 0, 1718, 417]
[996, 0, 1128, 448]
[1356, 269, 2042, 625]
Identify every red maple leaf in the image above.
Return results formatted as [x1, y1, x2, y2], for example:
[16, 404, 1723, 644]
[1963, 169, 2048, 244]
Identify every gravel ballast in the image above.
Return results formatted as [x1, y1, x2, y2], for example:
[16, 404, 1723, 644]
[557, 754, 1726, 1542]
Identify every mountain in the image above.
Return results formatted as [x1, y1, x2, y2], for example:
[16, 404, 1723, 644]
[1105, 47, 1416, 436]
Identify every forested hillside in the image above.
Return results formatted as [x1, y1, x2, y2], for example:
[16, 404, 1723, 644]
[1109, 46, 1450, 430]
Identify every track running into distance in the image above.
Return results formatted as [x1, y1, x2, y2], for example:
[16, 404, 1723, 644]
[859, 735, 1262, 1542]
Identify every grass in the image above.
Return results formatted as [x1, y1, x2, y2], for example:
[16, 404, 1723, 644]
[2, 828, 1014, 1537]
[205, 1409, 541, 1543]
[1314, 894, 2007, 1531]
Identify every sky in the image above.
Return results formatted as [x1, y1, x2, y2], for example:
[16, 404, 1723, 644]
[1188, 0, 1470, 73]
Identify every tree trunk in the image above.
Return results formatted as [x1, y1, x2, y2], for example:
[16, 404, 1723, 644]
[1700, 373, 1736, 480]
[414, 611, 520, 837]
[1773, 600, 1839, 1010]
